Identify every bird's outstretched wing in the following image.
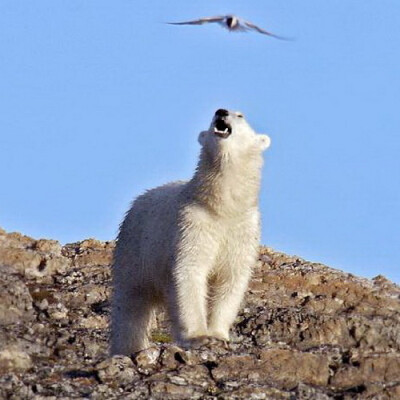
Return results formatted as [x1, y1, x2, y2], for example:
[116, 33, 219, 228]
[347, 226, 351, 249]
[243, 21, 290, 40]
[167, 16, 225, 26]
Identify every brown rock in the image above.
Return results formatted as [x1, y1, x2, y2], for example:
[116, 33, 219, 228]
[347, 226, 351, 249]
[96, 355, 137, 385]
[32, 239, 62, 255]
[0, 345, 32, 372]
[330, 354, 400, 389]
[0, 265, 35, 324]
[0, 227, 399, 399]
[0, 247, 43, 278]
[212, 349, 330, 390]
[0, 233, 71, 278]
[259, 348, 330, 388]
[134, 347, 161, 374]
[150, 381, 196, 399]
[160, 345, 193, 369]
[63, 239, 114, 267]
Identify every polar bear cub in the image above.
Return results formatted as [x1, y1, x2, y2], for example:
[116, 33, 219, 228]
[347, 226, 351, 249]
[111, 109, 270, 355]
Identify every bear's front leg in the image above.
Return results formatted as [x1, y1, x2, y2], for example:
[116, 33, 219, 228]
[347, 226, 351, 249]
[168, 217, 219, 345]
[207, 266, 252, 340]
[207, 215, 260, 340]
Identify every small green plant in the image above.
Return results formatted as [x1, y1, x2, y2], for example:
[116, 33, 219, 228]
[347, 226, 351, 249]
[151, 331, 172, 343]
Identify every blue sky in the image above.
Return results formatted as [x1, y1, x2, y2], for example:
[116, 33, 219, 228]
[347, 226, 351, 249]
[1, 1, 399, 283]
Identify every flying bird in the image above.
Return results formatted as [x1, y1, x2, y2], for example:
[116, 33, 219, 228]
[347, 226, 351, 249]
[167, 15, 289, 40]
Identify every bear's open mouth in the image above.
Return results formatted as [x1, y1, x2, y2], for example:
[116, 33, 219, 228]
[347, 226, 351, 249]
[213, 119, 232, 139]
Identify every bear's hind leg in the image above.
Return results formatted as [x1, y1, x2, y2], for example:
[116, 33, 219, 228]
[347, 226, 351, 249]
[111, 289, 155, 356]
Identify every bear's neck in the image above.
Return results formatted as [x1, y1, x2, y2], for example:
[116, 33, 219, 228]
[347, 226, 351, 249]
[188, 147, 263, 217]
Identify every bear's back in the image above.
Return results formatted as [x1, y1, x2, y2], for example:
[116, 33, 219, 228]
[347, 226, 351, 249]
[114, 181, 188, 282]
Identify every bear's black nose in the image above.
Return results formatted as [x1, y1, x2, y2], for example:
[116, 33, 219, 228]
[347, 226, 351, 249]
[215, 109, 229, 117]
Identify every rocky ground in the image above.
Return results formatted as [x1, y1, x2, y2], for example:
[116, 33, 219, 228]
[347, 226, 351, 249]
[0, 227, 399, 399]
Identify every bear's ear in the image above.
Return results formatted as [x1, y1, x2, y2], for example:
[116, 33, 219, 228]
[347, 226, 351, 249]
[198, 131, 208, 146]
[257, 134, 271, 151]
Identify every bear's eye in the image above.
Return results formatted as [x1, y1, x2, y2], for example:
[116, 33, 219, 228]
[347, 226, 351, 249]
[237, 113, 243, 118]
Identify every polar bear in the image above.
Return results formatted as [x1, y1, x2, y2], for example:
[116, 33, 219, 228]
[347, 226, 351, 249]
[110, 109, 270, 355]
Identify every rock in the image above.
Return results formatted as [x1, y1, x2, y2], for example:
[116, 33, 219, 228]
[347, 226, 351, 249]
[0, 229, 35, 249]
[32, 239, 63, 255]
[96, 355, 137, 385]
[149, 381, 197, 399]
[0, 345, 32, 372]
[160, 345, 193, 369]
[0, 265, 35, 324]
[0, 247, 43, 278]
[330, 353, 400, 390]
[63, 239, 114, 267]
[134, 347, 161, 374]
[0, 232, 71, 279]
[0, 227, 399, 399]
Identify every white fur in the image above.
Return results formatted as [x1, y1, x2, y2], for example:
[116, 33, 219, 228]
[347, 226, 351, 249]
[111, 110, 270, 355]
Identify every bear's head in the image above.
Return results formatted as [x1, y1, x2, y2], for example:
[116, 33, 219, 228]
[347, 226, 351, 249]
[198, 109, 271, 158]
